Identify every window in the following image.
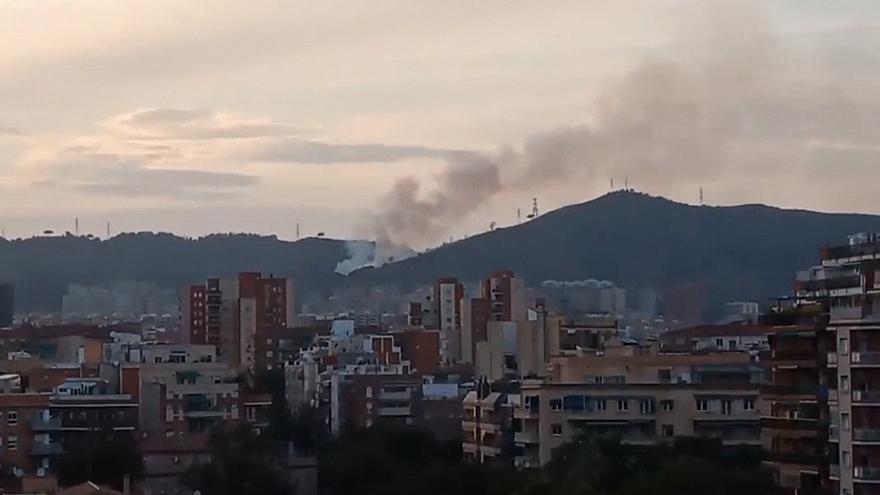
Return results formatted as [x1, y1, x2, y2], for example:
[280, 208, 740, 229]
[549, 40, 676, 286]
[743, 399, 755, 411]
[7, 411, 17, 426]
[525, 396, 540, 413]
[551, 424, 563, 436]
[841, 375, 850, 392]
[563, 395, 586, 411]
[660, 400, 674, 412]
[728, 340, 736, 350]
[617, 400, 629, 412]
[596, 399, 607, 411]
[7, 436, 17, 450]
[662, 424, 674, 438]
[842, 450, 851, 469]
[842, 412, 851, 431]
[639, 399, 655, 415]
[550, 399, 563, 411]
[696, 399, 709, 412]
[839, 336, 849, 355]
[721, 400, 732, 415]
[716, 338, 723, 348]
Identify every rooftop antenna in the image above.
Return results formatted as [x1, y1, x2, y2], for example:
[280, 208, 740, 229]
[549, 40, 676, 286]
[699, 187, 704, 205]
[489, 221, 496, 231]
[527, 198, 538, 219]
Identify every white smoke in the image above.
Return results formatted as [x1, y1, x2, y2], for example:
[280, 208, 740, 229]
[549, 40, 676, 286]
[334, 240, 417, 275]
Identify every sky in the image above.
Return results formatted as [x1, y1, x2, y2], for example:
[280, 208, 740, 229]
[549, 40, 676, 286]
[1, 0, 879, 246]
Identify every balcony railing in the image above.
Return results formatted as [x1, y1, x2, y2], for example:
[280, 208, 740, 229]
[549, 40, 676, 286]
[852, 352, 880, 365]
[853, 428, 880, 443]
[30, 416, 63, 431]
[829, 425, 838, 441]
[514, 431, 539, 444]
[853, 390, 880, 404]
[831, 306, 865, 321]
[30, 442, 64, 456]
[377, 406, 411, 416]
[854, 466, 880, 481]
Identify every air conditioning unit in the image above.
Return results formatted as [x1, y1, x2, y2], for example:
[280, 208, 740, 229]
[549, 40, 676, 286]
[37, 468, 46, 478]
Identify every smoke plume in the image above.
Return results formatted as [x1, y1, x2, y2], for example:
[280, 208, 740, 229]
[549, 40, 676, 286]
[355, 8, 878, 269]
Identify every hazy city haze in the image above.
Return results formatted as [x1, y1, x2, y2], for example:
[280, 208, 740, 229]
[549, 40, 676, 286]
[1, 0, 879, 245]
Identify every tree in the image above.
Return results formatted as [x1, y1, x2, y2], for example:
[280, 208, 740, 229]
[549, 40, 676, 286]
[184, 425, 292, 495]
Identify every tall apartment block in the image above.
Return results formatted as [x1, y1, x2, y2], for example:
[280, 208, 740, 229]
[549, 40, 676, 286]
[181, 272, 295, 370]
[434, 277, 464, 364]
[797, 234, 880, 495]
[481, 271, 527, 323]
[759, 308, 829, 495]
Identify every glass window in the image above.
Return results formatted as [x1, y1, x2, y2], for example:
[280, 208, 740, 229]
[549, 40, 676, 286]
[841, 375, 850, 392]
[662, 424, 674, 438]
[721, 400, 732, 415]
[596, 399, 607, 411]
[743, 399, 755, 411]
[696, 399, 709, 412]
[551, 424, 563, 436]
[839, 336, 849, 355]
[7, 436, 17, 450]
[7, 411, 17, 425]
[550, 399, 563, 411]
[617, 400, 629, 412]
[660, 400, 674, 412]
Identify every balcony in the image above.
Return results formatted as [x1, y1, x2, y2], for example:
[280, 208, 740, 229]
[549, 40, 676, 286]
[827, 352, 838, 366]
[831, 306, 865, 322]
[761, 416, 819, 432]
[854, 467, 880, 482]
[462, 420, 476, 432]
[515, 430, 539, 444]
[30, 442, 64, 456]
[852, 352, 880, 366]
[377, 406, 411, 417]
[830, 425, 838, 441]
[853, 390, 880, 405]
[829, 389, 839, 403]
[830, 464, 840, 479]
[185, 410, 225, 418]
[30, 416, 62, 431]
[853, 428, 880, 443]
[378, 391, 412, 401]
[765, 451, 819, 467]
[515, 455, 540, 469]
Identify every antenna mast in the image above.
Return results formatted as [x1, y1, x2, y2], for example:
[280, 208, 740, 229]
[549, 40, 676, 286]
[106, 221, 110, 239]
[700, 187, 704, 205]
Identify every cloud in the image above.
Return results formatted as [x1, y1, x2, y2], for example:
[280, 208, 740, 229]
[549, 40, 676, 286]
[41, 149, 258, 199]
[0, 125, 22, 136]
[107, 108, 302, 140]
[251, 139, 458, 164]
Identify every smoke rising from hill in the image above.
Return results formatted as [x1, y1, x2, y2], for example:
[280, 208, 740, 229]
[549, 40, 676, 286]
[355, 7, 879, 269]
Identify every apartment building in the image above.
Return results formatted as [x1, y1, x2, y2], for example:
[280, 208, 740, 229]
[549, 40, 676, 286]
[760, 312, 829, 495]
[181, 273, 295, 369]
[0, 392, 52, 474]
[462, 388, 516, 465]
[659, 323, 770, 354]
[513, 348, 763, 468]
[796, 234, 880, 495]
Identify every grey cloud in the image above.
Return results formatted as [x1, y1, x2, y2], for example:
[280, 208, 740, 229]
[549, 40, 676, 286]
[48, 150, 258, 199]
[111, 108, 301, 140]
[0, 125, 22, 136]
[252, 139, 459, 164]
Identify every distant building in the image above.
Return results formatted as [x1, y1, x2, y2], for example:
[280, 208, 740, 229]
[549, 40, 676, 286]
[434, 278, 464, 364]
[0, 284, 13, 327]
[659, 323, 769, 354]
[721, 301, 760, 324]
[663, 283, 705, 329]
[180, 273, 295, 369]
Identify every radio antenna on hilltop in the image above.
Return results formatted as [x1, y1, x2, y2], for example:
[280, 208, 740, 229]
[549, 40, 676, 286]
[624, 176, 629, 190]
[527, 198, 538, 219]
[610, 178, 614, 190]
[106, 221, 110, 239]
[296, 222, 300, 239]
[700, 187, 704, 205]
[516, 208, 521, 224]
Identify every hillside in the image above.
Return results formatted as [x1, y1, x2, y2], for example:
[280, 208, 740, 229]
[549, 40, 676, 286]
[5, 191, 880, 313]
[0, 233, 349, 311]
[348, 191, 880, 308]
